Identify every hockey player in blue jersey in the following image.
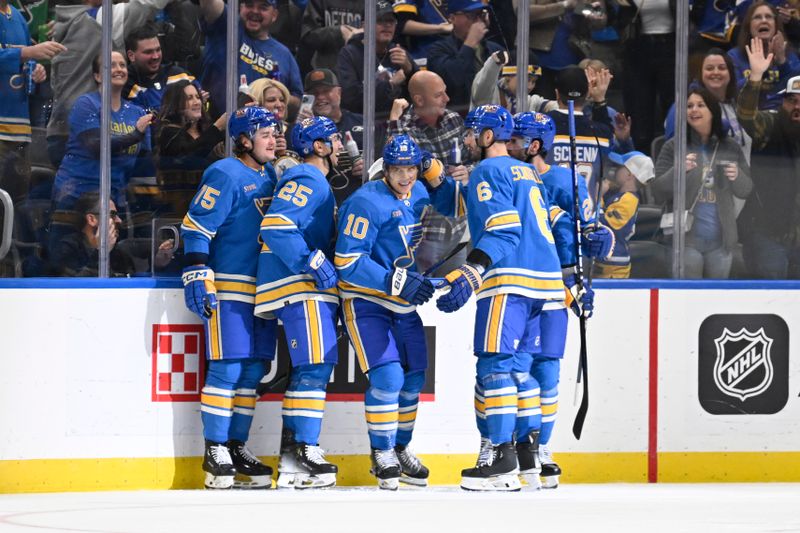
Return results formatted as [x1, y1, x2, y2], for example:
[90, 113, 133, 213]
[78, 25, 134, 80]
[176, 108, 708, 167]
[435, 104, 564, 491]
[335, 134, 458, 489]
[507, 111, 614, 488]
[254, 116, 343, 489]
[181, 106, 280, 489]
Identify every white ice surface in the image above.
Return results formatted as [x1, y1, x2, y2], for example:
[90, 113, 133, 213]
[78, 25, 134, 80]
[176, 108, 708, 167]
[1, 484, 799, 533]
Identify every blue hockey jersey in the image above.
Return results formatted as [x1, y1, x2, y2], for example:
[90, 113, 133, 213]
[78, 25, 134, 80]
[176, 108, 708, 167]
[539, 163, 593, 267]
[255, 163, 338, 315]
[335, 178, 458, 313]
[181, 157, 277, 303]
[0, 4, 32, 143]
[597, 189, 639, 268]
[466, 156, 564, 301]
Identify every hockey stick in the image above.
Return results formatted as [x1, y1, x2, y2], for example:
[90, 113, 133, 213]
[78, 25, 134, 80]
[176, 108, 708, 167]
[422, 241, 468, 276]
[568, 100, 590, 440]
[255, 371, 289, 397]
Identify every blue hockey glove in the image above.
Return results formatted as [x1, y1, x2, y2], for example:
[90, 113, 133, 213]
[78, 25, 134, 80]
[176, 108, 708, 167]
[436, 264, 483, 313]
[182, 266, 218, 319]
[304, 249, 338, 290]
[388, 268, 435, 305]
[581, 223, 615, 259]
[563, 268, 594, 318]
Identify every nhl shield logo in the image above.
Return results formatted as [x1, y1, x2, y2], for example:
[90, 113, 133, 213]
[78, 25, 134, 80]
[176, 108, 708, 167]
[712, 327, 774, 401]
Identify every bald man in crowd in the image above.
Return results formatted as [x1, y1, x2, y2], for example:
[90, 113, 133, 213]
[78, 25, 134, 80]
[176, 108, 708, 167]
[386, 70, 470, 183]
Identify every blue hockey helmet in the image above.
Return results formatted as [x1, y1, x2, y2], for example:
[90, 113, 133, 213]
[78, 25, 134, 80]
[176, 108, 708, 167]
[228, 106, 280, 141]
[292, 115, 340, 157]
[512, 111, 556, 153]
[464, 104, 514, 142]
[383, 134, 423, 167]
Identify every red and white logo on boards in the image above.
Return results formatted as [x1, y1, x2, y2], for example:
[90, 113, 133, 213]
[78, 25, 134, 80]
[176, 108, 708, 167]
[151, 324, 205, 402]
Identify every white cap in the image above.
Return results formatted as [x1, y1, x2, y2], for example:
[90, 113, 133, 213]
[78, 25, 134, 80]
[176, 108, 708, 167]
[609, 151, 655, 184]
[778, 75, 800, 96]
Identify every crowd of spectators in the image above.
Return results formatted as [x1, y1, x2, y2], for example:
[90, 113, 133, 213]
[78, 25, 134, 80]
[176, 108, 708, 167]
[0, 0, 799, 279]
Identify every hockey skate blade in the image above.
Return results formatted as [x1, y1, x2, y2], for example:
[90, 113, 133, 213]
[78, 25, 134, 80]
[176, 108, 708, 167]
[293, 472, 336, 490]
[541, 475, 559, 489]
[276, 472, 298, 489]
[460, 474, 522, 492]
[519, 471, 542, 490]
[376, 477, 400, 491]
[204, 473, 235, 490]
[399, 474, 428, 487]
[233, 475, 273, 490]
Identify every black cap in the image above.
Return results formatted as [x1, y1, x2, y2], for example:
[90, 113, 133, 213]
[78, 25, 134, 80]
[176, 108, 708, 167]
[377, 0, 395, 19]
[304, 68, 339, 92]
[500, 50, 542, 77]
[556, 66, 588, 100]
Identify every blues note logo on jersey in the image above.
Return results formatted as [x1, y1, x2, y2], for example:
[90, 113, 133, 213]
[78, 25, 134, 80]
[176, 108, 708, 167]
[394, 223, 424, 269]
[254, 197, 272, 217]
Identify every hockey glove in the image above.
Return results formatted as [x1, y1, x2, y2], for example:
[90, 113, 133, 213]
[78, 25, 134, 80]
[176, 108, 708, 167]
[304, 249, 338, 290]
[421, 151, 445, 189]
[388, 268, 436, 305]
[436, 264, 483, 313]
[581, 223, 615, 259]
[182, 266, 218, 319]
[563, 268, 594, 318]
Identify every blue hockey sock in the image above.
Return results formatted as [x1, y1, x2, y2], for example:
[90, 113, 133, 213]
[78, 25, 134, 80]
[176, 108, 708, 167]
[365, 362, 403, 450]
[531, 357, 561, 445]
[513, 371, 542, 442]
[512, 352, 541, 441]
[201, 360, 240, 443]
[282, 363, 333, 445]
[474, 381, 489, 438]
[228, 359, 268, 442]
[476, 352, 516, 445]
[396, 370, 425, 447]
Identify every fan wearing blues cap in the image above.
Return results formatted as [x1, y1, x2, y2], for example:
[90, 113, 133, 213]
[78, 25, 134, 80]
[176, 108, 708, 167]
[594, 151, 654, 279]
[471, 48, 558, 115]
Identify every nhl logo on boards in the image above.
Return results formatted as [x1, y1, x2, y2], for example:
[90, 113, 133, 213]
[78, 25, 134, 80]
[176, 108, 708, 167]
[151, 324, 206, 402]
[712, 327, 773, 401]
[698, 314, 789, 415]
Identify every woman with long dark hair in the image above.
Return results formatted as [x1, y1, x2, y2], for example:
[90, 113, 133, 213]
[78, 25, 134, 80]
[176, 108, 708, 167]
[652, 88, 752, 278]
[155, 80, 226, 216]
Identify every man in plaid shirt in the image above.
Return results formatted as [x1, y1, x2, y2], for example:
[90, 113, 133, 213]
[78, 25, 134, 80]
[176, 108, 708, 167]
[387, 70, 471, 183]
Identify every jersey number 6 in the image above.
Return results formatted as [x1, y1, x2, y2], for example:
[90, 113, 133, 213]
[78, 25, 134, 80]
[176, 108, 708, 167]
[529, 186, 555, 244]
[277, 181, 313, 207]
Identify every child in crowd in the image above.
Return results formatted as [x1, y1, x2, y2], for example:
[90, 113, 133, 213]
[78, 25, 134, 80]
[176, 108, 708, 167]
[594, 151, 655, 279]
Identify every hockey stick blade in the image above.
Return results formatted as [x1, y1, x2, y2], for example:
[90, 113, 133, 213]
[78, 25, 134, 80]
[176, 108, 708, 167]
[422, 241, 468, 276]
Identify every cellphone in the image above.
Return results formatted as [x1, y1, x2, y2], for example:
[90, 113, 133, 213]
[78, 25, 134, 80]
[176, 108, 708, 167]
[299, 94, 315, 116]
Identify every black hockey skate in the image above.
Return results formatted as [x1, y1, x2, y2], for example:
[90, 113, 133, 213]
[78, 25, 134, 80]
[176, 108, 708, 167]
[460, 442, 521, 492]
[227, 440, 273, 489]
[203, 440, 236, 489]
[539, 443, 562, 489]
[516, 431, 542, 490]
[370, 448, 401, 490]
[292, 443, 338, 489]
[395, 444, 429, 487]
